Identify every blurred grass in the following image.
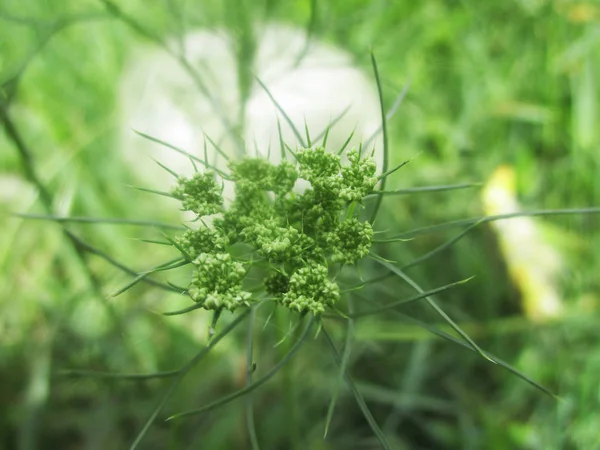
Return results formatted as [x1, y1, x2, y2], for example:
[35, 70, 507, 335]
[1, 0, 599, 449]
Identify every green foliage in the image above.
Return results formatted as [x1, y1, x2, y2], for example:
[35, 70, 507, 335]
[2, 1, 600, 449]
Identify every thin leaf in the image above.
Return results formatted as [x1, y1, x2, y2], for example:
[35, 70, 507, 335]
[340, 272, 395, 293]
[376, 260, 495, 364]
[57, 369, 178, 380]
[204, 132, 232, 162]
[245, 309, 260, 450]
[314, 104, 352, 146]
[162, 302, 204, 316]
[344, 277, 473, 319]
[277, 117, 286, 161]
[337, 129, 356, 156]
[255, 76, 307, 148]
[151, 158, 180, 178]
[129, 308, 251, 450]
[14, 213, 185, 230]
[133, 130, 230, 178]
[365, 307, 557, 398]
[111, 258, 188, 297]
[369, 52, 388, 224]
[400, 219, 486, 270]
[128, 185, 178, 199]
[377, 160, 410, 181]
[167, 316, 315, 421]
[304, 117, 312, 147]
[67, 234, 180, 292]
[365, 183, 481, 199]
[324, 298, 355, 437]
[391, 207, 600, 240]
[364, 80, 410, 150]
[136, 239, 173, 246]
[321, 325, 391, 450]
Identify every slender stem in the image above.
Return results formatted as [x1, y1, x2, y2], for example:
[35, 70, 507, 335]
[278, 309, 301, 450]
[130, 309, 251, 450]
[245, 309, 260, 450]
[167, 316, 315, 421]
[321, 325, 391, 450]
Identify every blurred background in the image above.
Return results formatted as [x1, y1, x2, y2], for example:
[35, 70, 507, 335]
[1, 0, 599, 449]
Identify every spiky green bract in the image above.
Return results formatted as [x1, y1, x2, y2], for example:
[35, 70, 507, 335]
[172, 145, 377, 315]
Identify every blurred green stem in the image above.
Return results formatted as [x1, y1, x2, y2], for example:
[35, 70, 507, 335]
[276, 308, 301, 450]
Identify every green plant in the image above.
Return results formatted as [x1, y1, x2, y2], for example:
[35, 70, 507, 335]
[60, 68, 582, 448]
[4, 2, 600, 449]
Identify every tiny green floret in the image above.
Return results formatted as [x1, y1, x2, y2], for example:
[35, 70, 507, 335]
[188, 253, 252, 311]
[170, 144, 379, 315]
[325, 218, 374, 265]
[340, 149, 378, 202]
[176, 227, 229, 259]
[281, 264, 340, 314]
[172, 171, 223, 217]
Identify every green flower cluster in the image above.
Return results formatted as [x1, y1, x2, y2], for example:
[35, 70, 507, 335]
[172, 171, 223, 216]
[188, 253, 251, 311]
[171, 146, 377, 314]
